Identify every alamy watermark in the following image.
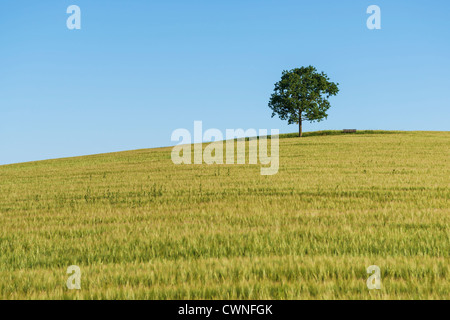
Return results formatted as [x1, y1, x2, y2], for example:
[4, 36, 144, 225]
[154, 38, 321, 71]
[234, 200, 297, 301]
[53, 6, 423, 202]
[366, 265, 381, 290]
[66, 5, 380, 31]
[171, 121, 279, 175]
[367, 5, 381, 30]
[66, 265, 81, 290]
[66, 5, 81, 30]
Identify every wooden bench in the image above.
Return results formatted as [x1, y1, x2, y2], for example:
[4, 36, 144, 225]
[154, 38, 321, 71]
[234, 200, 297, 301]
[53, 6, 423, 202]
[343, 129, 357, 133]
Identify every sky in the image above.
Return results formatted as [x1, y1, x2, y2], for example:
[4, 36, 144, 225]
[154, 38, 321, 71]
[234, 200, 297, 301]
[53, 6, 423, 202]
[1, 0, 449, 165]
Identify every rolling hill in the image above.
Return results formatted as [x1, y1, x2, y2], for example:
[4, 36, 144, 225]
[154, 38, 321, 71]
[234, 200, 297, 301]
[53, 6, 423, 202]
[0, 131, 448, 299]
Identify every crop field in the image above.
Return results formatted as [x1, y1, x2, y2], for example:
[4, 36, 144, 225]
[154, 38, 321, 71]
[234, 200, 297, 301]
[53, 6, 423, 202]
[0, 131, 448, 299]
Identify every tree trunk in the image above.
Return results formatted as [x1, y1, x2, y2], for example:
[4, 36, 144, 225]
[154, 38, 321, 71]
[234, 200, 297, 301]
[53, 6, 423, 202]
[298, 116, 303, 137]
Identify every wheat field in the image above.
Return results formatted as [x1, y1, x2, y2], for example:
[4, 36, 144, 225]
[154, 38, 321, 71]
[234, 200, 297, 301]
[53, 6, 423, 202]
[0, 131, 448, 299]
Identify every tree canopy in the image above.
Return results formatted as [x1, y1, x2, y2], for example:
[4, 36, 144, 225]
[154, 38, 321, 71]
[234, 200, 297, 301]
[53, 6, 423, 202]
[268, 66, 339, 137]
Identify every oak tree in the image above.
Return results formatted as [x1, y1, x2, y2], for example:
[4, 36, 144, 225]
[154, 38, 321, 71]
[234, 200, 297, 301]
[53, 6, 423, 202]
[268, 66, 339, 137]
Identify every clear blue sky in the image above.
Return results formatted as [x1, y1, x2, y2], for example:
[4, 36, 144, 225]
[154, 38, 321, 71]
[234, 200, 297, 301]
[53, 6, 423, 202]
[1, 0, 449, 165]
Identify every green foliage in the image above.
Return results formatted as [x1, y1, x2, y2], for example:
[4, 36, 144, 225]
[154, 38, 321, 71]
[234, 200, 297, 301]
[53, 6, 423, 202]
[269, 66, 339, 136]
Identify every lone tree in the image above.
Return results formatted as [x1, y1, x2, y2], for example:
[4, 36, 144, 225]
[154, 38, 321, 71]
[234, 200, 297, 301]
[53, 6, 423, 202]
[268, 66, 339, 137]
